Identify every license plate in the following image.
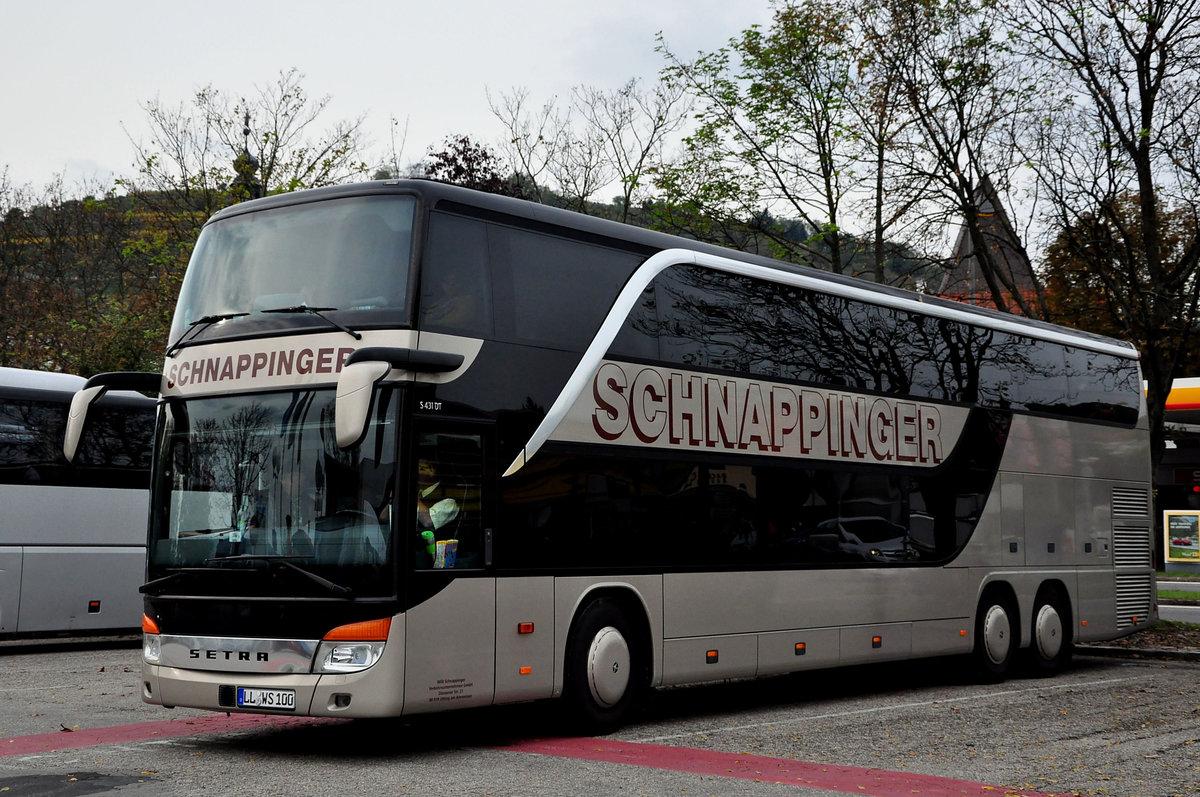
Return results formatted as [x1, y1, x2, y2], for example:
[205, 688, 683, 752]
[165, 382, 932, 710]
[236, 687, 296, 710]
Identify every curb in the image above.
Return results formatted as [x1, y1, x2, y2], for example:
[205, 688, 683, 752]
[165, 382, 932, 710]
[1077, 644, 1200, 662]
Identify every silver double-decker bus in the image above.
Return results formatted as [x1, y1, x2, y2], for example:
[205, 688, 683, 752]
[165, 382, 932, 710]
[65, 180, 1154, 729]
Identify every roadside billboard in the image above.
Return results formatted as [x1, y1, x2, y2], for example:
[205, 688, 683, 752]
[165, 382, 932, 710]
[1165, 510, 1200, 563]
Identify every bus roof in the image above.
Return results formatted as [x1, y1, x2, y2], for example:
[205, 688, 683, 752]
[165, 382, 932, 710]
[0, 367, 86, 393]
[206, 179, 1138, 359]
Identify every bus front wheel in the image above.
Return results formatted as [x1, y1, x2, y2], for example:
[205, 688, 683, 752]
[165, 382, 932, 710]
[562, 598, 641, 733]
[973, 591, 1017, 680]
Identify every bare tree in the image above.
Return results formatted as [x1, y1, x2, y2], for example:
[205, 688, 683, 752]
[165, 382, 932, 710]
[122, 68, 371, 236]
[853, 4, 938, 283]
[490, 79, 691, 220]
[572, 78, 692, 223]
[489, 87, 564, 205]
[864, 0, 1048, 314]
[1017, 0, 1200, 467]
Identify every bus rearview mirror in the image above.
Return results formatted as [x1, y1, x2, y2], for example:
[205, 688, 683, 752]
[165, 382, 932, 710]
[63, 385, 108, 463]
[63, 371, 162, 463]
[335, 360, 391, 449]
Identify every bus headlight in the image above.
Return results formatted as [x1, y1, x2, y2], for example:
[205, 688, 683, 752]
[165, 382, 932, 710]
[315, 641, 386, 673]
[142, 614, 162, 664]
[143, 633, 162, 664]
[314, 617, 391, 673]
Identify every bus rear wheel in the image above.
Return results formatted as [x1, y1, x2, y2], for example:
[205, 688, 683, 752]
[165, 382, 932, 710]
[973, 592, 1017, 680]
[1026, 587, 1073, 675]
[562, 598, 641, 733]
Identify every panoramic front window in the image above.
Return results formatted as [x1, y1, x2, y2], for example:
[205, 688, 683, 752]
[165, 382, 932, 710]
[149, 389, 398, 597]
[169, 195, 416, 346]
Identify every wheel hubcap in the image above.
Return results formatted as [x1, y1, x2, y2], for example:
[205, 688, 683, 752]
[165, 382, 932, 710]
[982, 604, 1012, 665]
[587, 626, 630, 708]
[1034, 603, 1063, 660]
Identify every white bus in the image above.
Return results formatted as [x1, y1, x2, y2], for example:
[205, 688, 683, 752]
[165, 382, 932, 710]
[66, 180, 1154, 729]
[1, 367, 153, 637]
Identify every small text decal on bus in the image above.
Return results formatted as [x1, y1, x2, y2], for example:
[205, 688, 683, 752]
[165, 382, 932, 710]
[571, 361, 961, 467]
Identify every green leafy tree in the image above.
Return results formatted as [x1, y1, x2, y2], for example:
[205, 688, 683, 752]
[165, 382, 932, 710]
[0, 176, 163, 373]
[656, 1, 862, 272]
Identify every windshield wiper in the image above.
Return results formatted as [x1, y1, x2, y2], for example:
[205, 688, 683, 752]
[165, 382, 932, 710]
[165, 312, 250, 358]
[259, 305, 362, 340]
[205, 554, 353, 597]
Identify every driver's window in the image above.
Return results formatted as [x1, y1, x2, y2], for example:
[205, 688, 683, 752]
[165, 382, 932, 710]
[414, 430, 484, 569]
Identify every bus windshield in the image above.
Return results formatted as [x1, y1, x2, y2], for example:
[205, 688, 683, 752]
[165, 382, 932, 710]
[150, 388, 398, 597]
[169, 195, 416, 345]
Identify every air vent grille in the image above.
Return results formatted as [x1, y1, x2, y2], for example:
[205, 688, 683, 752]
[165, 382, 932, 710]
[1113, 525, 1151, 567]
[1112, 487, 1149, 518]
[1115, 574, 1153, 629]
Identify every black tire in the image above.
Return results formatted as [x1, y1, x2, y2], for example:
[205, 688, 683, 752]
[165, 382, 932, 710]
[562, 598, 643, 734]
[1025, 586, 1074, 675]
[973, 591, 1018, 680]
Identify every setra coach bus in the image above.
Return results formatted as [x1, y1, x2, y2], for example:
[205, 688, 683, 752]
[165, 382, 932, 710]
[64, 179, 1154, 729]
[2, 367, 153, 637]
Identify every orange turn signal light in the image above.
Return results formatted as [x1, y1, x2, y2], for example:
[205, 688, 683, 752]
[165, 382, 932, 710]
[323, 617, 392, 641]
[517, 622, 535, 635]
[142, 614, 160, 634]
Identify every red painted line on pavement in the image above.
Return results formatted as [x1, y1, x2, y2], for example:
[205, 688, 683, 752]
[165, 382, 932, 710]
[501, 737, 1067, 797]
[5, 717, 1065, 796]
[0, 714, 337, 758]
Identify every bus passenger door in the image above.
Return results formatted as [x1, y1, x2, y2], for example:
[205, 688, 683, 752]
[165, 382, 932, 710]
[402, 421, 497, 714]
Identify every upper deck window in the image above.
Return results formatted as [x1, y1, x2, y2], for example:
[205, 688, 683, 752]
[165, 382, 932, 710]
[169, 195, 416, 346]
[420, 211, 643, 351]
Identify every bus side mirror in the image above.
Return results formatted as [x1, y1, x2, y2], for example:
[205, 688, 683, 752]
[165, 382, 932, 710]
[335, 360, 391, 449]
[64, 386, 107, 463]
[334, 347, 465, 450]
[63, 372, 161, 463]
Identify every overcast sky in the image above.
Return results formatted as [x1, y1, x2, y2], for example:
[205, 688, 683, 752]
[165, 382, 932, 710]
[2, 1, 772, 191]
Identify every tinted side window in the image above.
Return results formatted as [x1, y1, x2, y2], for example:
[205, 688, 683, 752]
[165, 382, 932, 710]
[500, 408, 1007, 570]
[613, 263, 1138, 425]
[0, 397, 151, 487]
[76, 404, 155, 470]
[1063, 347, 1141, 424]
[0, 398, 63, 478]
[490, 226, 642, 350]
[421, 213, 493, 337]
